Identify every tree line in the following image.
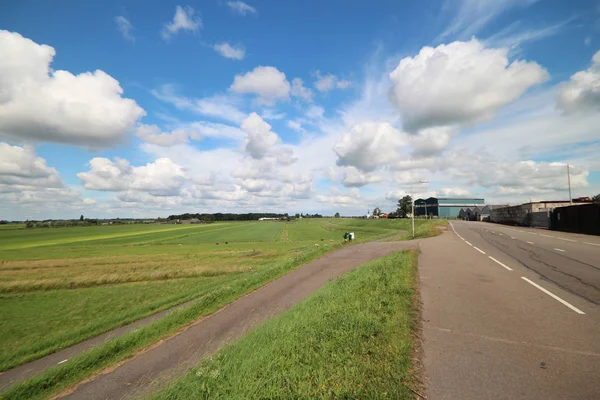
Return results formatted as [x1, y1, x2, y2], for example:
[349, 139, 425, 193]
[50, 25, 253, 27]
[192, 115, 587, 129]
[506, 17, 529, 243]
[370, 195, 413, 218]
[167, 213, 289, 222]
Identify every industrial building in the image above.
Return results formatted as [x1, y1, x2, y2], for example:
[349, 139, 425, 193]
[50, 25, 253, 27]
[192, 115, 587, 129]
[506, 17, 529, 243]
[414, 197, 485, 219]
[489, 199, 591, 227]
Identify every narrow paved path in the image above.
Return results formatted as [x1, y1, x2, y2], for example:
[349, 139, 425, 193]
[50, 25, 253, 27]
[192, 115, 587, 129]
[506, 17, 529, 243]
[420, 224, 600, 399]
[59, 240, 417, 399]
[0, 297, 200, 390]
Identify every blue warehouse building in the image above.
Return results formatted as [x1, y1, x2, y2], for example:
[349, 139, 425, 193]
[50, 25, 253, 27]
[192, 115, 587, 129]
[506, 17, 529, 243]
[414, 197, 485, 219]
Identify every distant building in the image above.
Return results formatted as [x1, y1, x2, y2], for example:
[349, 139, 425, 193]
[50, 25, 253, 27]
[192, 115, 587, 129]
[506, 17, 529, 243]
[414, 197, 485, 219]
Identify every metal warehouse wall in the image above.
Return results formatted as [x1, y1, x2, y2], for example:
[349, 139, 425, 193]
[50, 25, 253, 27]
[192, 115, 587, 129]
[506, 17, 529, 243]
[439, 206, 465, 219]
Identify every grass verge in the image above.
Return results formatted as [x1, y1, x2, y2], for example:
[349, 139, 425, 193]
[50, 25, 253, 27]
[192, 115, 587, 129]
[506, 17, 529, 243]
[151, 250, 420, 399]
[399, 219, 448, 240]
[1, 244, 342, 400]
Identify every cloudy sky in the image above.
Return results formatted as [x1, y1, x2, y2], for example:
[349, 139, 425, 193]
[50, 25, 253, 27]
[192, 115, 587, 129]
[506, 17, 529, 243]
[1, 0, 600, 220]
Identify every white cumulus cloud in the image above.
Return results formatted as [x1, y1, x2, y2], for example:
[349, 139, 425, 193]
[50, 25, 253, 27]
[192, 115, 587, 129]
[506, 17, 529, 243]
[341, 167, 383, 187]
[557, 50, 600, 114]
[241, 113, 280, 159]
[78, 157, 186, 196]
[0, 143, 63, 189]
[213, 42, 245, 60]
[389, 38, 548, 132]
[230, 66, 290, 105]
[408, 126, 454, 157]
[162, 5, 202, 40]
[0, 30, 145, 148]
[291, 78, 313, 102]
[334, 122, 406, 172]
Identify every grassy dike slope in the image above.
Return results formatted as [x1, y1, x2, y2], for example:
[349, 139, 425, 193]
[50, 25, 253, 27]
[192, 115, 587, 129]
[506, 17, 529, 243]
[152, 250, 420, 400]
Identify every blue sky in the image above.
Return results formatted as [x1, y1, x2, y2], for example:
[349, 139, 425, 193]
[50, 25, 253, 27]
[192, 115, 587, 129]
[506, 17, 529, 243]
[1, 0, 599, 219]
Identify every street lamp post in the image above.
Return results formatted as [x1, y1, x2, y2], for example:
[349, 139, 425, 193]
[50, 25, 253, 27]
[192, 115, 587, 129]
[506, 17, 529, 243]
[567, 164, 572, 204]
[411, 180, 428, 238]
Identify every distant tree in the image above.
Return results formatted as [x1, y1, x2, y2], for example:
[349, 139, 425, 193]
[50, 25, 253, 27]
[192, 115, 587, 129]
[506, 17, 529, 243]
[334, 212, 340, 218]
[397, 195, 412, 218]
[373, 207, 381, 216]
[593, 194, 600, 204]
[295, 213, 300, 218]
[80, 215, 84, 221]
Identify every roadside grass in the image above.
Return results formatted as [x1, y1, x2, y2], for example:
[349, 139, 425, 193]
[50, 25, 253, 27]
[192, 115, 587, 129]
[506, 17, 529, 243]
[1, 244, 343, 400]
[151, 250, 419, 400]
[398, 219, 448, 240]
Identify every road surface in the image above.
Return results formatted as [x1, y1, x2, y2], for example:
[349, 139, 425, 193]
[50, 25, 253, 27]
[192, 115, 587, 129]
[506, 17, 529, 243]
[420, 221, 600, 399]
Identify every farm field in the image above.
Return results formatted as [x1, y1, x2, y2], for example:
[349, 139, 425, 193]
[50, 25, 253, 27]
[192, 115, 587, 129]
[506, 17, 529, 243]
[0, 218, 442, 375]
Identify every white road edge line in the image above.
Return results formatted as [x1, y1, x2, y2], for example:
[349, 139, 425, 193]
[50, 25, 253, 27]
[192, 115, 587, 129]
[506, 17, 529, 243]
[510, 237, 516, 239]
[465, 241, 473, 246]
[554, 248, 565, 252]
[526, 241, 534, 244]
[473, 246, 486, 254]
[584, 242, 600, 247]
[521, 277, 585, 315]
[540, 234, 552, 238]
[58, 359, 68, 365]
[449, 222, 465, 241]
[489, 256, 513, 271]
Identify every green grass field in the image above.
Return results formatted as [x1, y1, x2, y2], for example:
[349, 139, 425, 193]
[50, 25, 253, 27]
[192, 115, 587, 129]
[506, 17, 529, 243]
[1, 218, 442, 399]
[151, 250, 420, 400]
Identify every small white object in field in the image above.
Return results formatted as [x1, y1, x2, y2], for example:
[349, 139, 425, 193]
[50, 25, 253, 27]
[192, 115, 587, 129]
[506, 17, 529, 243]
[178, 244, 182, 246]
[315, 244, 319, 246]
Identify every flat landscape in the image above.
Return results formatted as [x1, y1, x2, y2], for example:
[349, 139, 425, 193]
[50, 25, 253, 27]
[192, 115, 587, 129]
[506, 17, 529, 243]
[0, 218, 439, 378]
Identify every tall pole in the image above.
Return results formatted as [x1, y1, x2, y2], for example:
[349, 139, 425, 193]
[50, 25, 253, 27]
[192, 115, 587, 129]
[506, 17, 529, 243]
[567, 164, 572, 204]
[412, 197, 415, 238]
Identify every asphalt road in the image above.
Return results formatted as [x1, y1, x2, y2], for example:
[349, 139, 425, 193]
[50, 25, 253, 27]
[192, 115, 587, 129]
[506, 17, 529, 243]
[420, 221, 600, 399]
[56, 240, 418, 399]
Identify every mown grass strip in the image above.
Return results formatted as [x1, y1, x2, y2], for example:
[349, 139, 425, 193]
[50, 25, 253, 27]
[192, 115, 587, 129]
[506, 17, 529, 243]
[1, 244, 343, 400]
[151, 250, 420, 400]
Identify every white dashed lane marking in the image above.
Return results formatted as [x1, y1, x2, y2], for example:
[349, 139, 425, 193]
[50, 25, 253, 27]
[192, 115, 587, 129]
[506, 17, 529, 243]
[554, 248, 565, 252]
[521, 277, 585, 315]
[489, 256, 513, 271]
[473, 246, 486, 254]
